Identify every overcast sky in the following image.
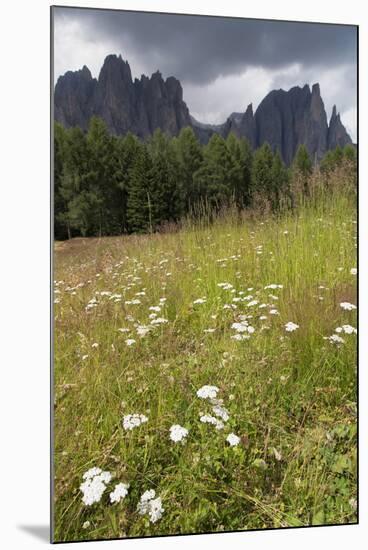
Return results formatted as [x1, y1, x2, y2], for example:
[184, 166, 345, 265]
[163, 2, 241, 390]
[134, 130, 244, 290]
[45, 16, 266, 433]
[53, 7, 357, 141]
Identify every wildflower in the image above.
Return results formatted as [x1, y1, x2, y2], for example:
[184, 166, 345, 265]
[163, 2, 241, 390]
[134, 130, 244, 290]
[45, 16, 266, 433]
[136, 325, 151, 337]
[212, 405, 229, 422]
[150, 317, 168, 325]
[269, 309, 279, 315]
[122, 414, 148, 431]
[169, 424, 189, 443]
[204, 328, 216, 333]
[193, 298, 206, 305]
[231, 334, 250, 341]
[91, 342, 99, 348]
[226, 433, 240, 447]
[335, 325, 357, 335]
[83, 467, 102, 480]
[217, 282, 233, 290]
[125, 338, 136, 346]
[200, 414, 224, 430]
[80, 468, 112, 506]
[196, 385, 219, 400]
[137, 490, 164, 523]
[231, 322, 248, 333]
[149, 306, 161, 312]
[324, 334, 345, 345]
[285, 322, 299, 332]
[118, 328, 130, 333]
[340, 302, 356, 311]
[82, 521, 90, 529]
[350, 268, 357, 275]
[109, 482, 130, 503]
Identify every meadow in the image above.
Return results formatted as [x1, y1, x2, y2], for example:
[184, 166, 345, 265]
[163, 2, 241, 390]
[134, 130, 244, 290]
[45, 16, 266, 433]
[53, 177, 357, 542]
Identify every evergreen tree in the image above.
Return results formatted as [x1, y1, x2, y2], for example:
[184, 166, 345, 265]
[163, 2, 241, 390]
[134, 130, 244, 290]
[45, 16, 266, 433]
[176, 127, 203, 210]
[193, 133, 233, 211]
[271, 151, 290, 210]
[126, 144, 154, 233]
[251, 143, 274, 207]
[226, 133, 253, 208]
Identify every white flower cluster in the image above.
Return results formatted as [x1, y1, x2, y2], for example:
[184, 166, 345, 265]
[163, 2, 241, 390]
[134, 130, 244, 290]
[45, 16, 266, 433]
[226, 433, 240, 447]
[193, 297, 207, 305]
[80, 468, 112, 506]
[196, 385, 219, 400]
[285, 321, 299, 332]
[324, 334, 345, 345]
[169, 424, 189, 443]
[231, 319, 255, 341]
[122, 413, 148, 431]
[340, 302, 357, 311]
[200, 414, 224, 430]
[109, 482, 130, 503]
[335, 324, 357, 335]
[137, 490, 164, 523]
[196, 385, 239, 444]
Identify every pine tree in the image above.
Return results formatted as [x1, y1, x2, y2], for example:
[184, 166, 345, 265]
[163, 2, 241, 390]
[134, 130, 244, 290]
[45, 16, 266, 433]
[193, 133, 233, 211]
[176, 127, 203, 211]
[251, 143, 274, 208]
[127, 144, 153, 233]
[226, 133, 253, 208]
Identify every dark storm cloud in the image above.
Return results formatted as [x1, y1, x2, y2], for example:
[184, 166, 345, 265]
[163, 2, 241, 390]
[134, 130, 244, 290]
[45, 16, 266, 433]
[54, 7, 356, 85]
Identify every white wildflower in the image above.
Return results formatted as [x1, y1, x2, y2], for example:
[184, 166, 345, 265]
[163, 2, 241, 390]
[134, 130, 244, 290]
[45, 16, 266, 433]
[149, 306, 161, 312]
[336, 325, 357, 335]
[196, 385, 219, 400]
[269, 309, 279, 315]
[137, 490, 164, 523]
[136, 325, 151, 337]
[169, 424, 189, 443]
[285, 322, 299, 332]
[226, 433, 240, 447]
[350, 268, 357, 275]
[122, 414, 148, 431]
[324, 334, 345, 345]
[200, 414, 224, 430]
[193, 298, 206, 305]
[150, 317, 168, 325]
[231, 334, 250, 341]
[340, 302, 357, 311]
[80, 468, 112, 506]
[212, 405, 229, 422]
[109, 482, 130, 503]
[125, 338, 136, 346]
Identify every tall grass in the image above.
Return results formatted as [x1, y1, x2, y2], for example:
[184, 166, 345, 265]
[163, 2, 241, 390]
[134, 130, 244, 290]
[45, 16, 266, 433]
[53, 171, 357, 542]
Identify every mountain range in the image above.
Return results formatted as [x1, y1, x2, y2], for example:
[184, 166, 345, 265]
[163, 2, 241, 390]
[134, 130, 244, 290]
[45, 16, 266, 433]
[54, 54, 352, 164]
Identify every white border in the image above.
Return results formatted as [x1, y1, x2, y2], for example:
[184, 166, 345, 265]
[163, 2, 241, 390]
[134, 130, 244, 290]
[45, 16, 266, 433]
[1, 1, 365, 548]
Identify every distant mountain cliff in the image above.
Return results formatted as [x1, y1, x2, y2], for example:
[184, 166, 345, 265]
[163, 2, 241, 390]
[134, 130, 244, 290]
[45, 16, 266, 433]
[54, 54, 352, 164]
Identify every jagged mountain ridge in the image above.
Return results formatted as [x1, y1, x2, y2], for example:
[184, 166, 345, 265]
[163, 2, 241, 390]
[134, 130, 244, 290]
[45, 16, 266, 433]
[54, 54, 352, 164]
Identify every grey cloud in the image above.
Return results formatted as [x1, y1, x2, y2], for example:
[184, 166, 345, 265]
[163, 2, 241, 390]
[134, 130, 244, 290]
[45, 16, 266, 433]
[53, 7, 357, 140]
[54, 7, 357, 85]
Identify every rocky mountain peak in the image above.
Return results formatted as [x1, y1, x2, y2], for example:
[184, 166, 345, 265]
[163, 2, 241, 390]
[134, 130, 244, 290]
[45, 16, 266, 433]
[54, 56, 353, 164]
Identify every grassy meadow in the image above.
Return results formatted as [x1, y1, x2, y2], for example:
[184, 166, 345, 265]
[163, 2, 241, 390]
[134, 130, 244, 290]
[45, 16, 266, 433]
[53, 180, 357, 541]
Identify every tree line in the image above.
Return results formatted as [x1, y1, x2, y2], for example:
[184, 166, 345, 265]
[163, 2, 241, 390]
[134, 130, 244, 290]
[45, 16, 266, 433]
[54, 116, 356, 239]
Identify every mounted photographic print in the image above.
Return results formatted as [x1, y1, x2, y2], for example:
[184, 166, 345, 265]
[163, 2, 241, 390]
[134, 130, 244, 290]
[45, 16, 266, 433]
[51, 5, 358, 543]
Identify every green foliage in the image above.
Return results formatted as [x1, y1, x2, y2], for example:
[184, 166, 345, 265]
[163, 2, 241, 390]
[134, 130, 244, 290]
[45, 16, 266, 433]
[53, 182, 357, 540]
[53, 117, 354, 238]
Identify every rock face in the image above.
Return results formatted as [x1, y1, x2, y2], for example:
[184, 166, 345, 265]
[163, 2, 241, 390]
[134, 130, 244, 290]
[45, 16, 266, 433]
[54, 54, 191, 138]
[253, 83, 329, 164]
[54, 55, 353, 164]
[327, 105, 353, 150]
